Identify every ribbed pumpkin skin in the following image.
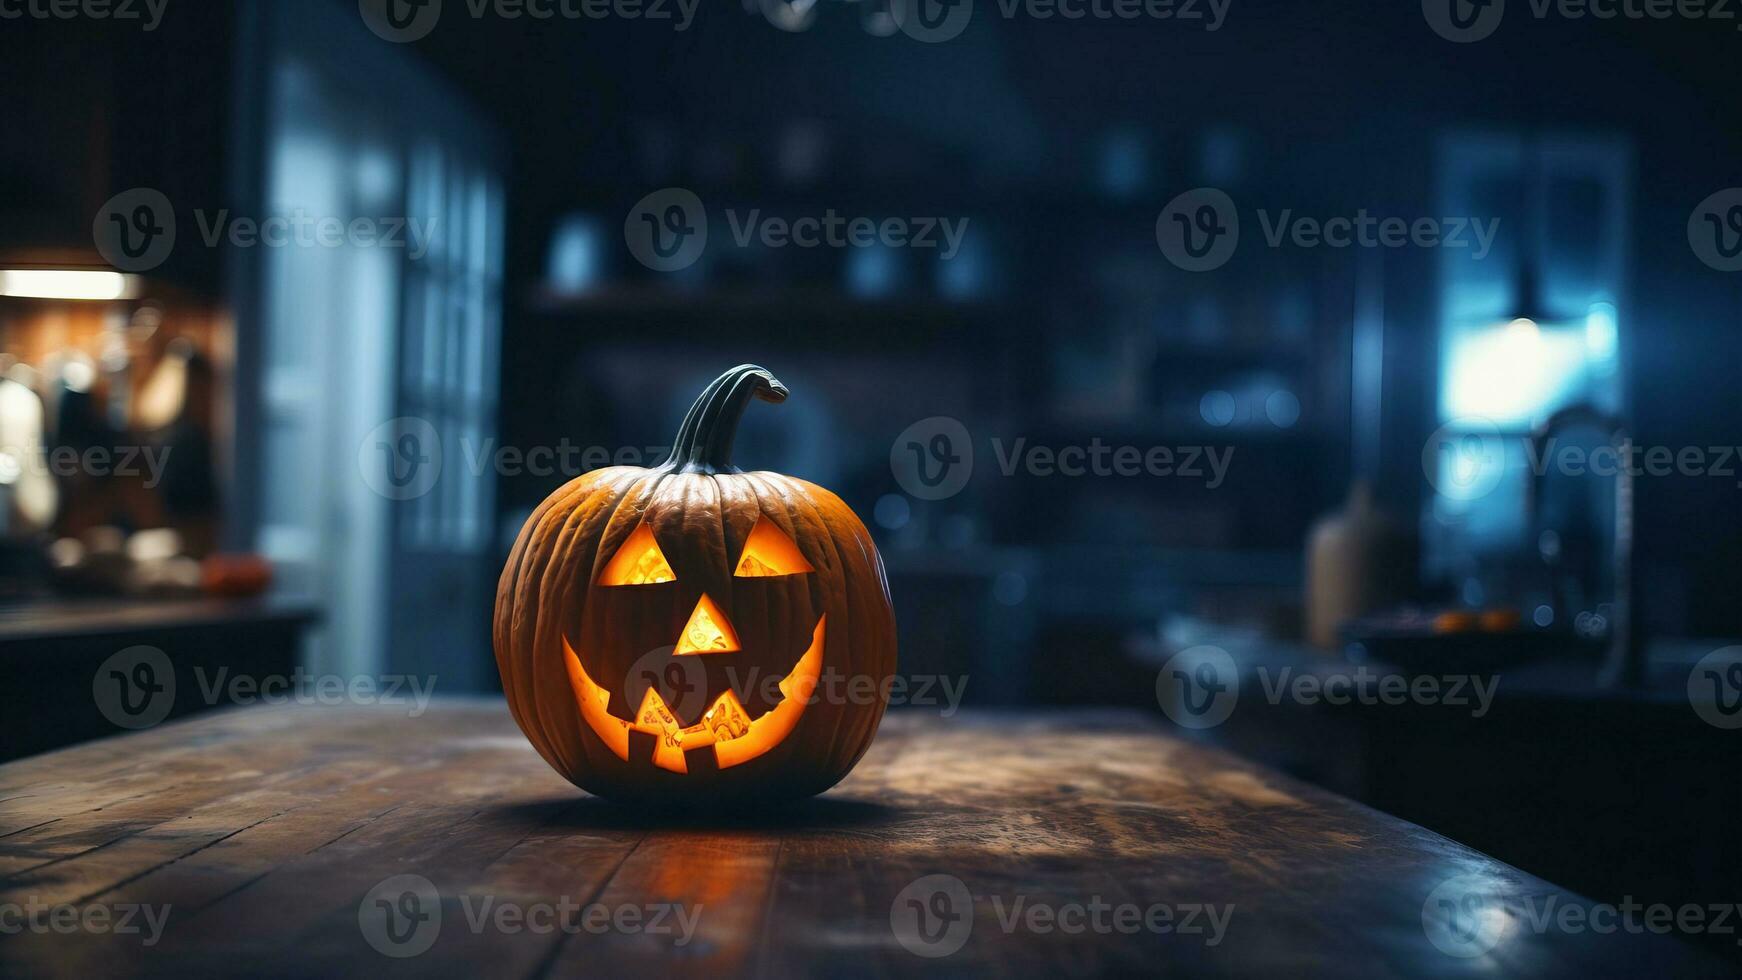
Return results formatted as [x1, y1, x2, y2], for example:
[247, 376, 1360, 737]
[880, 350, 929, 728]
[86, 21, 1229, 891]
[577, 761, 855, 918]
[493, 372, 896, 803]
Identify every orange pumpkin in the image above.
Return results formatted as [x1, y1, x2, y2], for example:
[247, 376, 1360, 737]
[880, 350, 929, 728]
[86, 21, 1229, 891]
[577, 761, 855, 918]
[494, 365, 897, 802]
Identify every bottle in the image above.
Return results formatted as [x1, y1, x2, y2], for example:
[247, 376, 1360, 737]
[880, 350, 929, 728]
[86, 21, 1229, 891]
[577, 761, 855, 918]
[1305, 481, 1418, 650]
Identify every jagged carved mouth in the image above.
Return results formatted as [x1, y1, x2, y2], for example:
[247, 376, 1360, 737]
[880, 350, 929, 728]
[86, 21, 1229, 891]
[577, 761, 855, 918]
[561, 615, 825, 774]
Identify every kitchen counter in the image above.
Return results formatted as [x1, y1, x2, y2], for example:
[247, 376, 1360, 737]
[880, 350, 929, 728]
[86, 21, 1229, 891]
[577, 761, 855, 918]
[0, 596, 316, 648]
[1131, 629, 1742, 960]
[0, 702, 1720, 977]
[0, 597, 318, 760]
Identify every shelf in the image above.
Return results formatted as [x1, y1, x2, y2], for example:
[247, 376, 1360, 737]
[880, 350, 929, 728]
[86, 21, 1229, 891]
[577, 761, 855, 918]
[522, 283, 1024, 348]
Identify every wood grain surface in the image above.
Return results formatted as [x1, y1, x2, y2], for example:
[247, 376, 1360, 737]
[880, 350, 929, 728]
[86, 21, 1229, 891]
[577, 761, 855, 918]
[0, 701, 1722, 978]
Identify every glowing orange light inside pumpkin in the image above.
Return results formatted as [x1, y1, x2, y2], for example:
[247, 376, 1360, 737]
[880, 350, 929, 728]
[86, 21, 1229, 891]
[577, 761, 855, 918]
[734, 517, 815, 577]
[562, 615, 826, 773]
[674, 593, 741, 655]
[598, 523, 675, 585]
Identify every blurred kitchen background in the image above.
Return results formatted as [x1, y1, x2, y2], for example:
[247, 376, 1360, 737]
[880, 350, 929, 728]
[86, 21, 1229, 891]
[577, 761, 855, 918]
[2, 0, 1740, 962]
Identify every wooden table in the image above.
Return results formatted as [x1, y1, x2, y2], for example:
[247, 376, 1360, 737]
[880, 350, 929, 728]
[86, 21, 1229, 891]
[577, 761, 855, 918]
[0, 702, 1720, 977]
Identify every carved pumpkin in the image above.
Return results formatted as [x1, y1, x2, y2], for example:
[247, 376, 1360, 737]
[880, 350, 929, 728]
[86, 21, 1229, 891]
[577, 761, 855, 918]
[494, 365, 897, 802]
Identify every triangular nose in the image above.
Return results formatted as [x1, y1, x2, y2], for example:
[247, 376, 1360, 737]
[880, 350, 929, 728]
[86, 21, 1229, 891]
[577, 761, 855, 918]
[673, 593, 741, 655]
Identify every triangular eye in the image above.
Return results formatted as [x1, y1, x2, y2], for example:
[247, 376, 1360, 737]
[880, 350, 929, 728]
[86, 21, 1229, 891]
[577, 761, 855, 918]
[734, 517, 815, 577]
[598, 523, 676, 585]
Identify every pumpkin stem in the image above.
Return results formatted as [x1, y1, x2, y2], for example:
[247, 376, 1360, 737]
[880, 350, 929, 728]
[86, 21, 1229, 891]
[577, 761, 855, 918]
[665, 365, 788, 474]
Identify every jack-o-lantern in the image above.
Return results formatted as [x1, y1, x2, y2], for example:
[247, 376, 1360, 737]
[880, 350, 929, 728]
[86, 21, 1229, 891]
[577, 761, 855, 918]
[494, 365, 897, 802]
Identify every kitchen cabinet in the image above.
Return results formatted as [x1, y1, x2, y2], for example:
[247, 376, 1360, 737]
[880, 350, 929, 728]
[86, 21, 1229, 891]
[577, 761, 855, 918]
[0, 6, 240, 296]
